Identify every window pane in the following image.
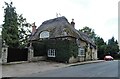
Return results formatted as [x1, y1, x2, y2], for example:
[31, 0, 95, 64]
[48, 49, 56, 57]
[40, 31, 49, 38]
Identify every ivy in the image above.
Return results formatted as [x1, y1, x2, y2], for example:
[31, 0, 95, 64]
[32, 39, 78, 63]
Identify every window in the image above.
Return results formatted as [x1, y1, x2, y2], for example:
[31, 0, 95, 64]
[78, 48, 85, 56]
[48, 49, 56, 57]
[40, 31, 49, 38]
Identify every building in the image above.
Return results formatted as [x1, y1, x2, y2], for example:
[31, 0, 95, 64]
[29, 16, 97, 63]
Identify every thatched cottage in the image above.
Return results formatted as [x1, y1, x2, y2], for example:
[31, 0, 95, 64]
[29, 16, 97, 63]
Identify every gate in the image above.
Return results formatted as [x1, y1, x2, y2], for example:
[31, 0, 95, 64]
[7, 48, 28, 62]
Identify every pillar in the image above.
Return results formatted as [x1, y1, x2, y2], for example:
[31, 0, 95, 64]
[28, 43, 34, 62]
[2, 45, 8, 64]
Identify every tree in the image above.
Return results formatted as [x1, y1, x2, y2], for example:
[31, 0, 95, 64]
[79, 26, 96, 40]
[79, 27, 119, 59]
[2, 2, 31, 48]
[95, 36, 119, 59]
[18, 14, 31, 48]
[94, 36, 105, 46]
[94, 36, 107, 59]
[2, 2, 19, 47]
[107, 37, 119, 57]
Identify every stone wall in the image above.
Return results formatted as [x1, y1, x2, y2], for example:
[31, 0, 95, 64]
[69, 56, 78, 63]
[78, 56, 85, 61]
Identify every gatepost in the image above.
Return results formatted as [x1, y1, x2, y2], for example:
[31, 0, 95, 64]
[2, 41, 8, 64]
[28, 43, 34, 62]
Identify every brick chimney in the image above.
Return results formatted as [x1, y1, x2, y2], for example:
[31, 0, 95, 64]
[71, 19, 75, 28]
[32, 22, 37, 35]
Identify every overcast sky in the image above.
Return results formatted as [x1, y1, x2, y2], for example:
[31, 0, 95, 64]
[0, 0, 119, 42]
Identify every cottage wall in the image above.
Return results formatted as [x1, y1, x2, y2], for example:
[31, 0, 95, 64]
[69, 56, 78, 63]
[92, 48, 98, 60]
[85, 44, 91, 60]
[80, 40, 86, 47]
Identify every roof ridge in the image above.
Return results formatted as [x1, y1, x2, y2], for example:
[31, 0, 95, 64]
[41, 16, 68, 25]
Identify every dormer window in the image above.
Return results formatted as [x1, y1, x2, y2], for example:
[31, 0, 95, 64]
[40, 31, 49, 38]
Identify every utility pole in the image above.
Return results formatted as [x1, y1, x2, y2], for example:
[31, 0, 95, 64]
[118, 2, 120, 51]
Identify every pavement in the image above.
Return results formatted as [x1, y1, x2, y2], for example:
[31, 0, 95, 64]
[1, 60, 104, 78]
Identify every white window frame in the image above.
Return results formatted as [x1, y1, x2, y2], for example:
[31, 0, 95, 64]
[40, 31, 49, 38]
[48, 49, 56, 57]
[78, 48, 85, 56]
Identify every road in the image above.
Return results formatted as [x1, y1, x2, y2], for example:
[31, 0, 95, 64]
[22, 60, 119, 77]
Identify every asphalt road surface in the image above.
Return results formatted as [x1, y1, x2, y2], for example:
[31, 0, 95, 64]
[22, 60, 119, 77]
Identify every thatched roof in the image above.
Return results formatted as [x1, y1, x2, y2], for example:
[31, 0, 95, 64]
[77, 30, 96, 46]
[29, 16, 95, 46]
[29, 16, 82, 40]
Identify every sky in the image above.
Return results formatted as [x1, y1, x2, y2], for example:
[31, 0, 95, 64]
[0, 0, 119, 42]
